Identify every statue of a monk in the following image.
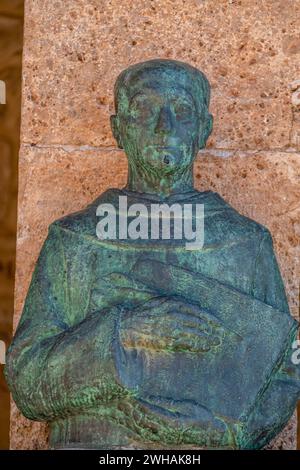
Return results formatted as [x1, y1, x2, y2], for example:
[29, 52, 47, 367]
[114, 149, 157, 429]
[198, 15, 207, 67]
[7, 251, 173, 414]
[5, 59, 300, 449]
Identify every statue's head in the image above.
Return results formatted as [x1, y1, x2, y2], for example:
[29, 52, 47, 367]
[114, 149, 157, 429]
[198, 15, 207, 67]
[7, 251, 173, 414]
[111, 59, 213, 177]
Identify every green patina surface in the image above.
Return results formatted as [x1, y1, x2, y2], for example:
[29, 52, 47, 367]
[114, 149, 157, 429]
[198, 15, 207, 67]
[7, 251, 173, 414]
[5, 59, 300, 449]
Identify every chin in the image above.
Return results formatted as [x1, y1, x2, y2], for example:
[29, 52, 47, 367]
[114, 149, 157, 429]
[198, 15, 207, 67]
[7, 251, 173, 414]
[146, 161, 187, 178]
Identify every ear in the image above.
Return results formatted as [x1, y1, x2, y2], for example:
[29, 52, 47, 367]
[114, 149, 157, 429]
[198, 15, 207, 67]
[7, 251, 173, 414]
[110, 114, 123, 149]
[198, 113, 213, 149]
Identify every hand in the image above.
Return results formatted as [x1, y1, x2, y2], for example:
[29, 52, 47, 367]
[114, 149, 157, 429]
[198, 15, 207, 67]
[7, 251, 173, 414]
[119, 296, 223, 354]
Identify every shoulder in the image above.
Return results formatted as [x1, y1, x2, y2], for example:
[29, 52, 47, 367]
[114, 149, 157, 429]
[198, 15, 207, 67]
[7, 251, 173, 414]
[194, 190, 272, 245]
[49, 188, 123, 238]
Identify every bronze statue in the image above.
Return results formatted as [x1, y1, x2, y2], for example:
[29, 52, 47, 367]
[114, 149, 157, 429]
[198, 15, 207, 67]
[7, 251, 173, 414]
[5, 59, 300, 449]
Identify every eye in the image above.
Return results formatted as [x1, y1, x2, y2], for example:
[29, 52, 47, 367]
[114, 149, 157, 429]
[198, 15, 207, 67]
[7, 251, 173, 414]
[172, 102, 194, 122]
[129, 97, 156, 121]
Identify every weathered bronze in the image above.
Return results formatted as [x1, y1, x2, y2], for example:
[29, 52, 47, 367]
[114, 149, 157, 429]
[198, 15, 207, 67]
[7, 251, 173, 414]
[5, 59, 300, 449]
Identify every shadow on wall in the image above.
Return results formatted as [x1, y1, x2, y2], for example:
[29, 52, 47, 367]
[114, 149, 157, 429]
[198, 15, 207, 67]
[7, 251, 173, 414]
[0, 0, 24, 450]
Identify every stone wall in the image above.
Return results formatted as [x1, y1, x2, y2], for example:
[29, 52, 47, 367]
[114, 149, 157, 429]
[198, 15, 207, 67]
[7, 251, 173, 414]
[11, 0, 299, 449]
[0, 0, 23, 449]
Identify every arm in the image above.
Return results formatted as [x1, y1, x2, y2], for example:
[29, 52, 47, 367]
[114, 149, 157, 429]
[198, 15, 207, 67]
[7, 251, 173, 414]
[251, 229, 290, 314]
[243, 229, 300, 448]
[252, 229, 300, 374]
[4, 224, 126, 422]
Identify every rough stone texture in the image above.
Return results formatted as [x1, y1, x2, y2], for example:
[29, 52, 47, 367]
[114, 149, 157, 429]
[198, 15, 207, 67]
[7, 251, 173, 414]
[290, 80, 300, 149]
[11, 0, 300, 450]
[21, 0, 300, 151]
[0, 0, 23, 449]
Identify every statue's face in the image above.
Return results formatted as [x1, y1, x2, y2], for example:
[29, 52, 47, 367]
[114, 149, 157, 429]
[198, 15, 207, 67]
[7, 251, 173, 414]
[112, 81, 207, 175]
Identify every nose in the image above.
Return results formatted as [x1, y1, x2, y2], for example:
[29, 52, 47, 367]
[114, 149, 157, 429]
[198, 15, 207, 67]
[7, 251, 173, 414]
[155, 106, 173, 135]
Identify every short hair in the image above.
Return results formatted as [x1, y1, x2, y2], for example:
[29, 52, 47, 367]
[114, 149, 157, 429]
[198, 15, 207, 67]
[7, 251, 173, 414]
[114, 59, 211, 116]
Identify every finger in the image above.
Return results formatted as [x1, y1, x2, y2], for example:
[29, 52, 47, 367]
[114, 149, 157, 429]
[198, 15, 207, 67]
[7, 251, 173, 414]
[121, 315, 206, 339]
[170, 337, 211, 353]
[169, 303, 222, 330]
[139, 299, 220, 333]
[121, 312, 216, 343]
[120, 325, 221, 353]
[165, 309, 213, 334]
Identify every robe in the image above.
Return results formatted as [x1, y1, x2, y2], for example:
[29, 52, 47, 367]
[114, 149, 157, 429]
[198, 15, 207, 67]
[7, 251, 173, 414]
[5, 188, 300, 449]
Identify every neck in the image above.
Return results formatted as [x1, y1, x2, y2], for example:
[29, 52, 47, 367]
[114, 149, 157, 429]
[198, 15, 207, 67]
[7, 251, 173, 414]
[126, 160, 194, 199]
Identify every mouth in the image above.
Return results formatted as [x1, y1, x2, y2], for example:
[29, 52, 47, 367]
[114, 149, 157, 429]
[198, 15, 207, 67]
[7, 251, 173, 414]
[142, 145, 183, 170]
[155, 146, 178, 166]
[155, 146, 178, 152]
